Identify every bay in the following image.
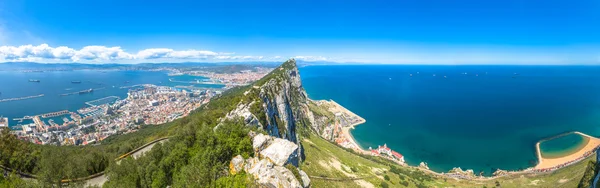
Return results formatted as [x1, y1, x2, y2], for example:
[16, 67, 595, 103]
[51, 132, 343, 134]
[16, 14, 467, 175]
[300, 65, 600, 175]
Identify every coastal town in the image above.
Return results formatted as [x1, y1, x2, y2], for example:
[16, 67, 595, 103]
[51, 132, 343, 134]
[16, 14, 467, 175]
[2, 66, 273, 146]
[11, 85, 217, 145]
[169, 67, 273, 89]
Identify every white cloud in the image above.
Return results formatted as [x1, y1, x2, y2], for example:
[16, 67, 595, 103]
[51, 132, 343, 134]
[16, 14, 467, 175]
[0, 44, 303, 63]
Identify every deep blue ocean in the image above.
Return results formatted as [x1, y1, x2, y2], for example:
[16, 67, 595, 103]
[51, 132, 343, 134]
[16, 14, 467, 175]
[300, 65, 600, 175]
[0, 70, 223, 127]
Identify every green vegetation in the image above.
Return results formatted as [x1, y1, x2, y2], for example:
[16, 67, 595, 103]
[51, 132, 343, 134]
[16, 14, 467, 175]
[104, 118, 254, 187]
[286, 163, 303, 184]
[578, 160, 597, 188]
[308, 101, 335, 122]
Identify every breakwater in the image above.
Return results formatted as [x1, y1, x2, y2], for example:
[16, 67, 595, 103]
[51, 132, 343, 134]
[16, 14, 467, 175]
[41, 110, 70, 118]
[85, 96, 120, 107]
[0, 94, 44, 103]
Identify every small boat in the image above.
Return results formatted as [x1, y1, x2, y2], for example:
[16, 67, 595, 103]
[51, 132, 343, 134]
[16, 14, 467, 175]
[71, 81, 82, 84]
[29, 79, 40, 82]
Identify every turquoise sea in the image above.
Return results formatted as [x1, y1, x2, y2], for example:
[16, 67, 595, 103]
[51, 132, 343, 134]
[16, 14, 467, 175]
[300, 65, 600, 175]
[539, 133, 587, 158]
[0, 70, 223, 128]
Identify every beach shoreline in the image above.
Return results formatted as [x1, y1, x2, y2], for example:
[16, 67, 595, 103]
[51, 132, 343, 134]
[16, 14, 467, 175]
[534, 131, 600, 170]
[319, 100, 600, 180]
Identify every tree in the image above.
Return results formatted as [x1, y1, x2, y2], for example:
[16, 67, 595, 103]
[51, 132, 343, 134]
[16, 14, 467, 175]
[380, 181, 389, 188]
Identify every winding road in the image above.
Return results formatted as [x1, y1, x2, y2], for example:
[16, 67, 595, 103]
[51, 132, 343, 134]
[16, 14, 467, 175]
[0, 137, 169, 187]
[84, 138, 168, 187]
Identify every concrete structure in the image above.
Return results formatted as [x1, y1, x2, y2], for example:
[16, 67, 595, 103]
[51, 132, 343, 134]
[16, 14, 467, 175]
[0, 117, 8, 128]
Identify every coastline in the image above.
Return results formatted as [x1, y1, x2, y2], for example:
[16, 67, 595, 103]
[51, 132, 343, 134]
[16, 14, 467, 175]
[534, 131, 600, 170]
[326, 100, 368, 152]
[321, 100, 600, 180]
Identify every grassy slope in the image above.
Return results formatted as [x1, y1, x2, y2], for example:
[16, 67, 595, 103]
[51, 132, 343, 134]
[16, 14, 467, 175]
[301, 131, 594, 188]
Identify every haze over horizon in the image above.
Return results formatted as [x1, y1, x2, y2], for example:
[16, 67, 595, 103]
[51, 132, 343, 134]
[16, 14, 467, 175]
[0, 0, 599, 65]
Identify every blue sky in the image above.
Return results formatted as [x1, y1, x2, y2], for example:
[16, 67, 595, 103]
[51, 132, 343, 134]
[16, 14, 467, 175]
[0, 0, 599, 64]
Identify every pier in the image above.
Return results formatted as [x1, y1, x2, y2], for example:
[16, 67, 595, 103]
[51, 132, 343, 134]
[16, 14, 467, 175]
[119, 84, 144, 89]
[41, 110, 70, 118]
[0, 94, 44, 103]
[59, 87, 105, 96]
[85, 96, 120, 107]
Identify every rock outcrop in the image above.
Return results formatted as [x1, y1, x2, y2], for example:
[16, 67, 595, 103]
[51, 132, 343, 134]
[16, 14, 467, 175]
[216, 102, 262, 130]
[259, 138, 299, 166]
[230, 132, 309, 188]
[447, 167, 476, 178]
[419, 162, 430, 170]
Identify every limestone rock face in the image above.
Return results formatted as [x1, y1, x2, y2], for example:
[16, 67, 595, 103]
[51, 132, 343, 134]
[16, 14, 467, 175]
[233, 157, 304, 188]
[260, 138, 299, 166]
[229, 155, 245, 175]
[252, 133, 270, 152]
[229, 131, 309, 188]
[419, 162, 429, 170]
[492, 169, 509, 177]
[217, 102, 262, 130]
[298, 169, 311, 187]
[448, 167, 476, 178]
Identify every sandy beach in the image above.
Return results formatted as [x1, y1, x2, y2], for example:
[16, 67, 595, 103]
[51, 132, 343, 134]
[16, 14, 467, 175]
[535, 131, 600, 169]
[320, 100, 600, 180]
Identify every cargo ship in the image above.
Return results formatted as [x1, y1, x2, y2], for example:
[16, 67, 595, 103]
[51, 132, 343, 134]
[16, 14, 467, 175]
[79, 89, 93, 94]
[71, 81, 82, 84]
[29, 79, 40, 82]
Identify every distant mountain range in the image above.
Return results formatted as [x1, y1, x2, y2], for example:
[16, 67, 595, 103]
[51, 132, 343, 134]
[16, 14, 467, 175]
[0, 60, 345, 71]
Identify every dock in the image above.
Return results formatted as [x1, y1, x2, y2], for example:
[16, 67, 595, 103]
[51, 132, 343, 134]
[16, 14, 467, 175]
[59, 87, 105, 96]
[41, 110, 70, 118]
[0, 94, 44, 103]
[85, 96, 120, 107]
[120, 84, 144, 89]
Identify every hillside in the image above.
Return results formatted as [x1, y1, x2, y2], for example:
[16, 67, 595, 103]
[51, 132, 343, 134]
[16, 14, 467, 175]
[0, 59, 597, 187]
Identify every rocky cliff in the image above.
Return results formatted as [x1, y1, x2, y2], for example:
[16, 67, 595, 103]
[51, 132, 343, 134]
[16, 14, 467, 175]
[223, 59, 331, 187]
[223, 59, 325, 165]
